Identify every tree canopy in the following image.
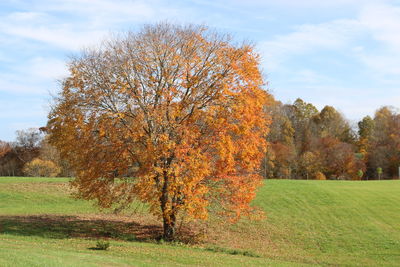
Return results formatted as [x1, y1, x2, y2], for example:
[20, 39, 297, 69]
[48, 23, 272, 240]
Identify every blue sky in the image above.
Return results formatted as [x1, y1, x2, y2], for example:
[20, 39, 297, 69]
[1, 0, 400, 141]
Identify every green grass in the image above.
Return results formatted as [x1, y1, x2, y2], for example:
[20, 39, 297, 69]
[0, 177, 399, 266]
[0, 177, 95, 215]
[251, 180, 400, 266]
[0, 234, 290, 267]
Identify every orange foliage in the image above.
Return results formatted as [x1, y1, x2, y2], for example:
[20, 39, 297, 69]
[48, 23, 272, 240]
[0, 141, 11, 158]
[314, 171, 326, 180]
[316, 137, 363, 180]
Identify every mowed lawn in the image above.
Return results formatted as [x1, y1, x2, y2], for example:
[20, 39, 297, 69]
[0, 177, 399, 266]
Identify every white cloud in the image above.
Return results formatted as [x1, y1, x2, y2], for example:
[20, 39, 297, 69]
[41, 0, 157, 18]
[0, 100, 46, 120]
[29, 0, 184, 28]
[0, 56, 67, 95]
[203, 0, 390, 10]
[259, 19, 363, 70]
[353, 3, 400, 76]
[359, 3, 400, 48]
[266, 0, 389, 8]
[358, 52, 400, 76]
[287, 69, 335, 85]
[0, 17, 106, 51]
[28, 57, 68, 80]
[258, 2, 400, 119]
[7, 11, 45, 21]
[259, 20, 360, 70]
[0, 1, 183, 51]
[0, 76, 47, 94]
[259, 2, 400, 79]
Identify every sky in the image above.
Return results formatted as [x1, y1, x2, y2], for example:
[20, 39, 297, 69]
[1, 0, 400, 141]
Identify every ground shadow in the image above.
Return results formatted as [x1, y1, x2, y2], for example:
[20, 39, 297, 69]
[0, 214, 163, 242]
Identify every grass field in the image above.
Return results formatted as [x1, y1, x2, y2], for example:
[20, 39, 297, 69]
[0, 177, 399, 266]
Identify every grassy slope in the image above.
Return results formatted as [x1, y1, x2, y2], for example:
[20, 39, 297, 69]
[0, 177, 399, 266]
[253, 180, 400, 266]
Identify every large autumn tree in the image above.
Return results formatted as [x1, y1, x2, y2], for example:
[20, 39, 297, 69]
[48, 23, 272, 240]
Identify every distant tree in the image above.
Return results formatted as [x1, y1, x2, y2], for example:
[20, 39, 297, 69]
[0, 128, 44, 176]
[23, 158, 61, 177]
[292, 98, 319, 121]
[377, 167, 383, 180]
[357, 169, 364, 180]
[286, 98, 318, 153]
[316, 137, 361, 179]
[299, 151, 320, 180]
[313, 106, 355, 143]
[0, 141, 18, 176]
[262, 146, 276, 179]
[314, 171, 326, 180]
[0, 141, 11, 158]
[40, 136, 74, 177]
[264, 98, 375, 180]
[265, 106, 296, 179]
[270, 142, 296, 179]
[357, 116, 375, 178]
[48, 23, 272, 240]
[367, 107, 400, 179]
[358, 116, 374, 140]
[13, 128, 43, 164]
[15, 128, 43, 149]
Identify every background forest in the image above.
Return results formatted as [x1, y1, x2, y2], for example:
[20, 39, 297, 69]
[1, 98, 399, 180]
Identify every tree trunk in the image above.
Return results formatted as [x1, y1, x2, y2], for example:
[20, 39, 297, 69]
[162, 212, 176, 241]
[160, 169, 176, 241]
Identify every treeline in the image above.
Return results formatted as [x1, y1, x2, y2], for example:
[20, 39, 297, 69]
[0, 128, 72, 177]
[1, 99, 399, 180]
[262, 98, 400, 180]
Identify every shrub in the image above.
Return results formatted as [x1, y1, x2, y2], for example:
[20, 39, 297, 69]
[355, 169, 364, 180]
[205, 246, 260, 258]
[95, 240, 110, 250]
[314, 171, 326, 180]
[23, 158, 61, 177]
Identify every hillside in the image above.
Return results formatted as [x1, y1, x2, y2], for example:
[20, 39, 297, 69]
[0, 177, 399, 266]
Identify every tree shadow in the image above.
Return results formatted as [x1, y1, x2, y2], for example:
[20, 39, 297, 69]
[0, 215, 163, 242]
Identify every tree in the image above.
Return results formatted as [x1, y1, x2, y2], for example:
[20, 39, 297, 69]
[357, 116, 375, 178]
[40, 136, 74, 177]
[264, 101, 297, 179]
[15, 128, 43, 149]
[48, 23, 271, 241]
[315, 137, 361, 179]
[13, 128, 43, 164]
[291, 98, 318, 153]
[0, 141, 11, 159]
[0, 128, 44, 176]
[357, 169, 364, 180]
[23, 158, 61, 177]
[270, 142, 296, 179]
[362, 107, 400, 179]
[377, 167, 383, 180]
[292, 98, 318, 121]
[314, 171, 326, 180]
[0, 141, 16, 176]
[313, 106, 355, 143]
[358, 116, 374, 140]
[299, 151, 320, 180]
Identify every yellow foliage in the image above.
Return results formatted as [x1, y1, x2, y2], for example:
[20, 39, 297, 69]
[23, 158, 61, 177]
